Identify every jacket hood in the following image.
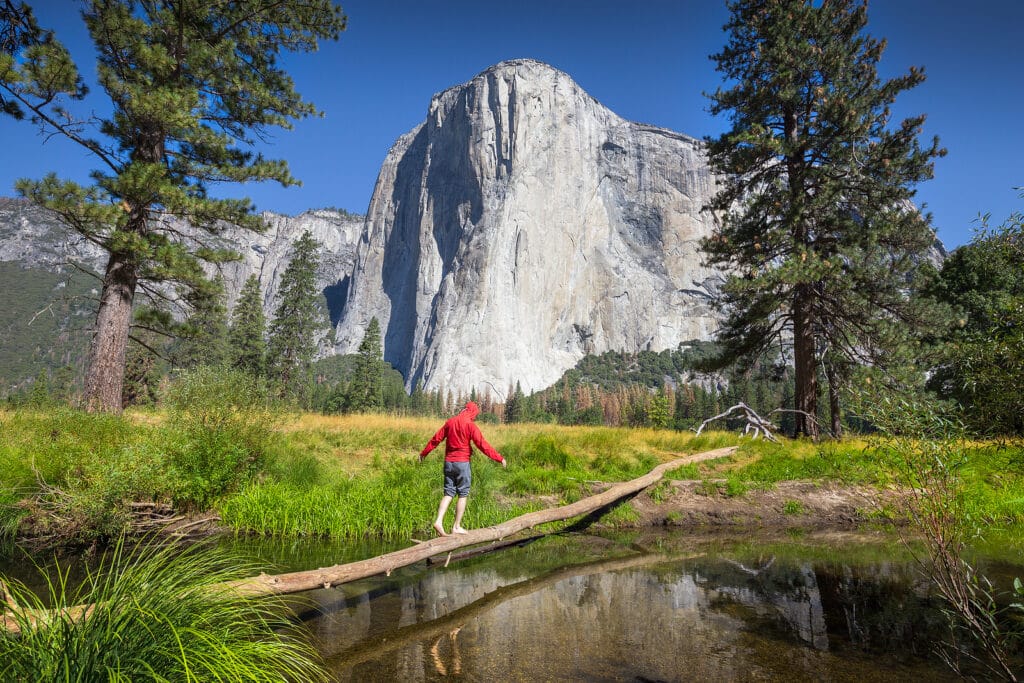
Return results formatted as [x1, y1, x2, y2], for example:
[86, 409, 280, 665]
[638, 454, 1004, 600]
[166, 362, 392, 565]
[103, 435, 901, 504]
[460, 401, 480, 420]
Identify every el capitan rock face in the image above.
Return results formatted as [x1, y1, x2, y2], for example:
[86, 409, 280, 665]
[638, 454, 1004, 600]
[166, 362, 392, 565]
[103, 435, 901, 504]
[333, 59, 724, 397]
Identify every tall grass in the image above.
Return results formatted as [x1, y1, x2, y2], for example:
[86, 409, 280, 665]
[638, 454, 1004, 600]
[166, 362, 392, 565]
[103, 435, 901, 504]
[0, 409, 138, 488]
[0, 539, 328, 681]
[6, 400, 1022, 548]
[221, 454, 533, 539]
[217, 414, 726, 539]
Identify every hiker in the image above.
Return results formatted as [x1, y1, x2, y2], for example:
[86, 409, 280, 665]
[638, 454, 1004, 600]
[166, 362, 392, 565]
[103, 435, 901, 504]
[419, 400, 506, 536]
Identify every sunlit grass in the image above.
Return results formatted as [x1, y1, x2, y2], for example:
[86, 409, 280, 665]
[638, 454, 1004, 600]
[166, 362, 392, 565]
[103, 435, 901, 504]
[220, 418, 737, 539]
[4, 404, 1023, 544]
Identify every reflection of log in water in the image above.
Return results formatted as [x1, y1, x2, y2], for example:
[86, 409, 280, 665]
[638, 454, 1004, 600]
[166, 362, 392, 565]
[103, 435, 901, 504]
[324, 551, 699, 669]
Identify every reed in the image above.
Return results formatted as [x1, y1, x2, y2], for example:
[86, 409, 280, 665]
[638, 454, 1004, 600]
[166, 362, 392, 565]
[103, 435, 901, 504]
[0, 538, 328, 681]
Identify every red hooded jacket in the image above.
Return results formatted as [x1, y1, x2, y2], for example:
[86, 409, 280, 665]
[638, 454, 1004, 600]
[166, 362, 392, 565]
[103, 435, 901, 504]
[420, 401, 504, 464]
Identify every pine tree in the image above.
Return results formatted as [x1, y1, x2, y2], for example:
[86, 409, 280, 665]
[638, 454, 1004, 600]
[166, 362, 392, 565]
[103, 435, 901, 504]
[267, 231, 323, 401]
[122, 337, 159, 408]
[409, 380, 427, 415]
[0, 2, 345, 411]
[229, 274, 267, 378]
[175, 274, 229, 369]
[504, 381, 524, 424]
[647, 389, 670, 429]
[51, 364, 76, 404]
[703, 0, 944, 436]
[346, 317, 384, 412]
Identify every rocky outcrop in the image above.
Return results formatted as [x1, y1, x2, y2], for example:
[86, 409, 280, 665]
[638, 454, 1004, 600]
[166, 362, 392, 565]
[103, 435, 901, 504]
[215, 209, 362, 328]
[333, 59, 723, 397]
[0, 198, 362, 327]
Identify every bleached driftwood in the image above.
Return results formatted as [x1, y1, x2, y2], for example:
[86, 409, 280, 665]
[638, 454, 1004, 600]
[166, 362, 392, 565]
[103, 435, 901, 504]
[694, 402, 780, 442]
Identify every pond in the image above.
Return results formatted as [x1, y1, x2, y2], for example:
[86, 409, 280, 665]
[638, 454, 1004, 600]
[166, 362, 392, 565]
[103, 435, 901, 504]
[2, 529, 1019, 680]
[222, 529, 1022, 682]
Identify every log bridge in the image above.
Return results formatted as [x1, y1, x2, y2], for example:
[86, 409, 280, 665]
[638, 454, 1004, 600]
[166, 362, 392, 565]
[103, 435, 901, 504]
[2, 446, 736, 632]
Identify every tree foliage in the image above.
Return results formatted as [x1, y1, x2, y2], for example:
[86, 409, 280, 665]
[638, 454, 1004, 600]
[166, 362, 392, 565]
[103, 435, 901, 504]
[344, 316, 385, 412]
[703, 0, 945, 436]
[229, 274, 267, 378]
[267, 231, 322, 401]
[927, 208, 1024, 435]
[0, 0, 346, 411]
[174, 274, 229, 370]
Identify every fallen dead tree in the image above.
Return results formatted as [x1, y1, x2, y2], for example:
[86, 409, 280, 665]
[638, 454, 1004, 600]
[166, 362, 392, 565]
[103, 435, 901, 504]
[1, 446, 736, 632]
[694, 403, 780, 441]
[694, 403, 833, 441]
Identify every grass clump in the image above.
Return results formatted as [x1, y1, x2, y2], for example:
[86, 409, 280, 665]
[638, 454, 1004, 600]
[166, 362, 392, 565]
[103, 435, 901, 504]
[783, 500, 805, 515]
[0, 539, 327, 681]
[600, 501, 641, 527]
[1, 367, 281, 549]
[221, 454, 531, 539]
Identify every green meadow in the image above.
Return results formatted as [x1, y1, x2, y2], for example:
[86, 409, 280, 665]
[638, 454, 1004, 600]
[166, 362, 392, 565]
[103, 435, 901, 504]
[2, 407, 1022, 551]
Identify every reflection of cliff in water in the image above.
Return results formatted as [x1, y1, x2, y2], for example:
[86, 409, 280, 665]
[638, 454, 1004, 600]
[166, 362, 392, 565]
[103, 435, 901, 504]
[305, 545, 957, 682]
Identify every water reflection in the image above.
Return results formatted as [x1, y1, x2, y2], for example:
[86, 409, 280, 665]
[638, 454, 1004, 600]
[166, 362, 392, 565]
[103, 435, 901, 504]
[297, 532, 966, 682]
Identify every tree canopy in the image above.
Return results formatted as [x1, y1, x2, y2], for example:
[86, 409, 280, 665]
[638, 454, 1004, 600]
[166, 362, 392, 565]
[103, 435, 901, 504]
[927, 208, 1024, 435]
[229, 274, 268, 378]
[344, 316, 385, 412]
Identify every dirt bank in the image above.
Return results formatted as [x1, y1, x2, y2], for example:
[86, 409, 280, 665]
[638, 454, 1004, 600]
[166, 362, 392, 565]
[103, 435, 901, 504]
[616, 479, 901, 530]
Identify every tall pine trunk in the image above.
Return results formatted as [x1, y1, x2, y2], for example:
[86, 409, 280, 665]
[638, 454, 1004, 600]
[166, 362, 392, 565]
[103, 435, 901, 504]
[83, 250, 138, 412]
[792, 286, 819, 438]
[785, 106, 819, 439]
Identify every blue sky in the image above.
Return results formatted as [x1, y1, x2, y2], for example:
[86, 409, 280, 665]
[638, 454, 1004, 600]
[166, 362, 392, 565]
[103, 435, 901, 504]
[2, 1, 1021, 250]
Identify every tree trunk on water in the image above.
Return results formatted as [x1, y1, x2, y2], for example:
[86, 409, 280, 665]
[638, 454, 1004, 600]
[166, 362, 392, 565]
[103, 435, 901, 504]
[792, 286, 819, 439]
[223, 447, 737, 597]
[83, 250, 138, 413]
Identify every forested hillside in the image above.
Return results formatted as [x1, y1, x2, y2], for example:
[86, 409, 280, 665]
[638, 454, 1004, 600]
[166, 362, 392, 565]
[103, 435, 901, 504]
[0, 262, 95, 394]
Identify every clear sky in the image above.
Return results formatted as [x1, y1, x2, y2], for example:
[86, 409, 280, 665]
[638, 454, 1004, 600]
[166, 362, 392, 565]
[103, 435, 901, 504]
[2, 0, 1021, 250]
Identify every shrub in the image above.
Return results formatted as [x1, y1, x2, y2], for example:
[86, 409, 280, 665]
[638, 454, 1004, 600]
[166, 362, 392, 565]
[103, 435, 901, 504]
[163, 366, 277, 509]
[783, 500, 805, 515]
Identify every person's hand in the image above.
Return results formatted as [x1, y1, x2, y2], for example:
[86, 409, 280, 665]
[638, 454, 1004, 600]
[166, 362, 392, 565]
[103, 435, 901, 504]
[418, 454, 425, 464]
[501, 458, 507, 469]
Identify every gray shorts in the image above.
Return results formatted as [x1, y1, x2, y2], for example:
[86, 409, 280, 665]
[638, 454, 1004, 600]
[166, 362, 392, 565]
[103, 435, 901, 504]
[443, 461, 472, 497]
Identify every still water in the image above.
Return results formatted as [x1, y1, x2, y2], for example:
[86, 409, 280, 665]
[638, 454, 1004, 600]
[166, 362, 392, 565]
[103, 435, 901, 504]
[226, 530, 1022, 682]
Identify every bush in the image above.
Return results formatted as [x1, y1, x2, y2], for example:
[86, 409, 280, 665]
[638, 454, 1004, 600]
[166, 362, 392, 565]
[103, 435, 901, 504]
[163, 366, 277, 509]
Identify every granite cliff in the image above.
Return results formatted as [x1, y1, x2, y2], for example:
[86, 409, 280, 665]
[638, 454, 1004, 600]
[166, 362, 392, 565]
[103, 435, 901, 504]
[0, 197, 362, 327]
[333, 59, 723, 397]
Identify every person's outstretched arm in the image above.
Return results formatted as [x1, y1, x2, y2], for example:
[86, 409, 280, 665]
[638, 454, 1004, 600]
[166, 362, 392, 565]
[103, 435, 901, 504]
[470, 425, 505, 467]
[420, 425, 447, 461]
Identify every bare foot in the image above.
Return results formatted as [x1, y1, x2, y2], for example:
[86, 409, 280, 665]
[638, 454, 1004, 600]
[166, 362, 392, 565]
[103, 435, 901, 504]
[452, 526, 469, 534]
[433, 522, 448, 537]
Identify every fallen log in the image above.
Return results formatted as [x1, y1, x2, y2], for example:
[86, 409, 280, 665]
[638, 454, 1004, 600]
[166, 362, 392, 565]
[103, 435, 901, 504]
[223, 446, 736, 597]
[1, 446, 736, 632]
